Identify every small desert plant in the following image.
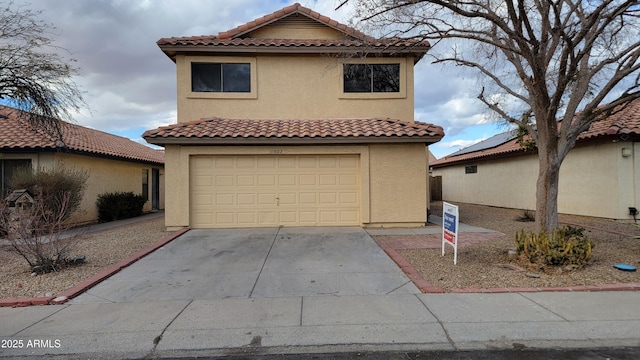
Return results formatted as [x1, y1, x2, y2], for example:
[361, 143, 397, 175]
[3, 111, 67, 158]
[96, 191, 146, 222]
[515, 225, 594, 268]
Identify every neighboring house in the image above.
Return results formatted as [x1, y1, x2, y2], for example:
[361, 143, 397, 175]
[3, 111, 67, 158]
[431, 98, 640, 221]
[143, 3, 444, 229]
[0, 105, 165, 225]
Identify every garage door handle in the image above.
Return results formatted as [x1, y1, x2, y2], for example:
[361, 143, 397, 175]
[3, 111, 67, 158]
[276, 197, 280, 206]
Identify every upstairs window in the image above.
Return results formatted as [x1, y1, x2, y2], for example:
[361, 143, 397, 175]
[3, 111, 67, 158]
[191, 63, 251, 93]
[343, 64, 400, 93]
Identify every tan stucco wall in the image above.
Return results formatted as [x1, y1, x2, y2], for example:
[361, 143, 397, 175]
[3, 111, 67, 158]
[162, 143, 428, 230]
[432, 141, 638, 220]
[56, 154, 165, 224]
[1, 152, 164, 225]
[249, 21, 345, 40]
[368, 144, 428, 226]
[175, 54, 415, 123]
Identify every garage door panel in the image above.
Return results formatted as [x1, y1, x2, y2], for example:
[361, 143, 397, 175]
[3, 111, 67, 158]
[278, 157, 296, 168]
[299, 193, 317, 205]
[319, 175, 337, 185]
[319, 193, 337, 204]
[215, 193, 234, 205]
[257, 157, 275, 168]
[237, 212, 256, 224]
[237, 193, 256, 205]
[192, 194, 213, 206]
[190, 155, 360, 228]
[237, 175, 255, 186]
[215, 212, 235, 225]
[258, 174, 276, 186]
[215, 158, 234, 168]
[278, 174, 296, 186]
[299, 174, 317, 185]
[258, 212, 277, 224]
[278, 192, 297, 205]
[339, 174, 357, 185]
[193, 175, 213, 186]
[258, 193, 277, 205]
[215, 175, 234, 186]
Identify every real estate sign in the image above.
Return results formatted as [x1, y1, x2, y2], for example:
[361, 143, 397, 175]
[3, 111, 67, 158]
[442, 201, 459, 265]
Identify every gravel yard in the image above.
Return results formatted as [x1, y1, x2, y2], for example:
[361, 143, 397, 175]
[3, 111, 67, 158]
[0, 217, 172, 299]
[1, 203, 639, 299]
[384, 202, 640, 292]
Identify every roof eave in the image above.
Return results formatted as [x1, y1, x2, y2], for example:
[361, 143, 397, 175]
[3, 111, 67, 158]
[144, 136, 442, 146]
[158, 44, 429, 62]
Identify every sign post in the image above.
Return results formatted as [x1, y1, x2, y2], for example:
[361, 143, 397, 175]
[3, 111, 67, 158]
[442, 202, 459, 265]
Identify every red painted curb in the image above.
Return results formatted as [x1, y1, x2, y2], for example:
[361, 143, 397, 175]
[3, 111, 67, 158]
[0, 228, 189, 307]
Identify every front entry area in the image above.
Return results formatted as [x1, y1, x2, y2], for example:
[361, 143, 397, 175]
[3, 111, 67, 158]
[190, 154, 360, 228]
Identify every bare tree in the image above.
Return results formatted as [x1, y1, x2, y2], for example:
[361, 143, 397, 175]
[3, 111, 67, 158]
[1, 188, 80, 273]
[352, 0, 640, 233]
[0, 0, 85, 142]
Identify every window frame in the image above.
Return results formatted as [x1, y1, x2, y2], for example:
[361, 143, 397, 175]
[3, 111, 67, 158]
[465, 165, 478, 174]
[186, 56, 257, 99]
[339, 59, 406, 99]
[191, 63, 251, 93]
[1, 159, 33, 197]
[343, 63, 400, 93]
[142, 169, 149, 202]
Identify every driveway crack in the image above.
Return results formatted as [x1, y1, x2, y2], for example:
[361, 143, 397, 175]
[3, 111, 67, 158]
[145, 299, 192, 358]
[249, 228, 280, 298]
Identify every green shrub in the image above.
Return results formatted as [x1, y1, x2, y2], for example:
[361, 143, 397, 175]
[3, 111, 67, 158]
[515, 225, 594, 267]
[96, 191, 146, 222]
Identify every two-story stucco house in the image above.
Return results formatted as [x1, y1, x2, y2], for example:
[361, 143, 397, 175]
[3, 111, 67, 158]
[144, 3, 443, 230]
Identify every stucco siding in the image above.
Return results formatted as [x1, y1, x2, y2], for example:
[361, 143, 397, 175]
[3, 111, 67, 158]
[248, 21, 345, 40]
[433, 141, 638, 220]
[176, 55, 415, 123]
[55, 154, 164, 224]
[368, 144, 428, 226]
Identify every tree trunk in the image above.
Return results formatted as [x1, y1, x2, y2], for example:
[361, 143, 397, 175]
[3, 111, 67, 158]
[535, 149, 561, 234]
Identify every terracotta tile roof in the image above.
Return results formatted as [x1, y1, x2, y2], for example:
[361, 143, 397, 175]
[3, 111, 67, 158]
[217, 3, 373, 41]
[432, 98, 640, 167]
[157, 3, 429, 58]
[0, 106, 164, 165]
[143, 118, 444, 145]
[578, 97, 640, 139]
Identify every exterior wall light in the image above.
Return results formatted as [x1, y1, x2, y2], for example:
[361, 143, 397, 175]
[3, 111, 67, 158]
[621, 148, 632, 157]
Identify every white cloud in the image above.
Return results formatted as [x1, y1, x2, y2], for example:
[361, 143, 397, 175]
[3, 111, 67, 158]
[22, 0, 493, 145]
[438, 138, 486, 151]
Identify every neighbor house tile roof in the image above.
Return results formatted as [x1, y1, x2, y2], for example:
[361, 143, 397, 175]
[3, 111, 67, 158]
[143, 118, 444, 145]
[0, 106, 164, 165]
[157, 3, 430, 59]
[432, 97, 640, 167]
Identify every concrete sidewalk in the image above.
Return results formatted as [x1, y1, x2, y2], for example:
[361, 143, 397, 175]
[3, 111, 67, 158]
[1, 217, 639, 359]
[1, 291, 639, 358]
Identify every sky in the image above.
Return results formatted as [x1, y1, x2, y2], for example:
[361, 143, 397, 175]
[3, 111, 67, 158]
[18, 0, 507, 159]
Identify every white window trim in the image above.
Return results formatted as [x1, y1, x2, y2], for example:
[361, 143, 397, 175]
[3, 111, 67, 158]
[186, 56, 257, 99]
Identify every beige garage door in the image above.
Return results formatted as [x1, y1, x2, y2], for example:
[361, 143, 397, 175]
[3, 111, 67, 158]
[190, 155, 360, 228]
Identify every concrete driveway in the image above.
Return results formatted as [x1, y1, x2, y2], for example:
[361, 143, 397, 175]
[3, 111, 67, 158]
[71, 227, 418, 303]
